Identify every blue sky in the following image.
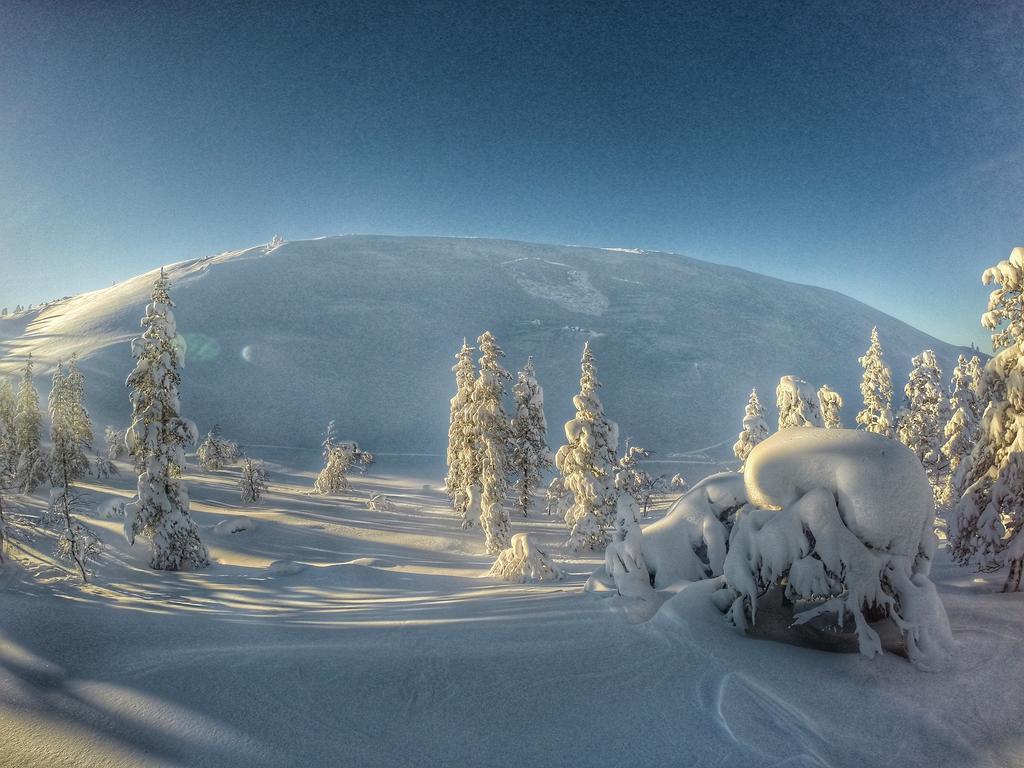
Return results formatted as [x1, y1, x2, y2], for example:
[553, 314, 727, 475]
[1, 0, 1021, 348]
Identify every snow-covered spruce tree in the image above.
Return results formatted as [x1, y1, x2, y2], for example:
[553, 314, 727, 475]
[509, 356, 552, 517]
[105, 426, 127, 460]
[314, 420, 354, 494]
[856, 327, 895, 437]
[48, 363, 99, 582]
[775, 375, 821, 430]
[615, 444, 665, 518]
[953, 247, 1024, 591]
[123, 269, 208, 571]
[239, 458, 269, 504]
[469, 332, 513, 554]
[444, 340, 478, 525]
[817, 384, 843, 429]
[197, 424, 240, 471]
[48, 358, 92, 485]
[555, 342, 620, 551]
[732, 388, 769, 464]
[0, 375, 17, 479]
[14, 355, 48, 494]
[897, 350, 947, 491]
[939, 355, 984, 507]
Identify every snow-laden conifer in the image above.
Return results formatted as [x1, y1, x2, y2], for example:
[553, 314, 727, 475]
[48, 357, 92, 485]
[123, 269, 208, 571]
[444, 340, 478, 526]
[314, 421, 355, 494]
[197, 424, 240, 471]
[509, 356, 552, 517]
[856, 327, 894, 436]
[733, 388, 769, 464]
[615, 444, 665, 517]
[105, 426, 127, 461]
[14, 355, 48, 494]
[555, 342, 619, 551]
[897, 350, 947, 490]
[469, 332, 513, 554]
[939, 355, 983, 507]
[953, 247, 1024, 591]
[0, 376, 18, 480]
[239, 458, 268, 504]
[776, 376, 821, 429]
[817, 384, 843, 429]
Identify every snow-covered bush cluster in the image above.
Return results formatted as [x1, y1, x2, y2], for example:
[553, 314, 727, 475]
[488, 533, 564, 582]
[197, 424, 241, 471]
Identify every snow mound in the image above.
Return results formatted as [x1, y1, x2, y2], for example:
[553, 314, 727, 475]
[489, 533, 564, 583]
[723, 428, 954, 668]
[214, 517, 258, 535]
[627, 472, 746, 587]
[266, 560, 306, 577]
[743, 428, 932, 555]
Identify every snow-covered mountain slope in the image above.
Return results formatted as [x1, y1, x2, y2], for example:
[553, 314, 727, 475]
[0, 235, 975, 461]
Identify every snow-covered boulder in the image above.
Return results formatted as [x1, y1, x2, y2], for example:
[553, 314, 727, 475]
[722, 428, 954, 668]
[489, 533, 564, 583]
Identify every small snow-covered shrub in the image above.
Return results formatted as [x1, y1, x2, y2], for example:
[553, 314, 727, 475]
[489, 533, 564, 583]
[367, 493, 393, 512]
[776, 375, 822, 429]
[719, 428, 954, 668]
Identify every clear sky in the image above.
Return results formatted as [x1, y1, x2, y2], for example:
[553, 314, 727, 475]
[1, 0, 1021, 348]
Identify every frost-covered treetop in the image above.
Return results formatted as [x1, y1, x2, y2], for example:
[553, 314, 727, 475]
[579, 340, 599, 395]
[982, 246, 1024, 350]
[151, 267, 173, 307]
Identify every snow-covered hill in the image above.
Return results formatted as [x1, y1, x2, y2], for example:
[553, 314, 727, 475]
[0, 235, 975, 463]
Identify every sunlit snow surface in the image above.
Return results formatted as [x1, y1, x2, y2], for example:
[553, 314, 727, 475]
[0, 454, 1021, 768]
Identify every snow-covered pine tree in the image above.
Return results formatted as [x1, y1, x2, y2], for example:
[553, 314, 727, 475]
[953, 247, 1024, 591]
[105, 425, 127, 460]
[48, 357, 92, 485]
[897, 349, 947, 491]
[615, 443, 665, 518]
[939, 355, 984, 507]
[966, 355, 984, 423]
[555, 341, 620, 551]
[239, 458, 269, 504]
[469, 331, 513, 554]
[313, 420, 354, 494]
[733, 388, 769, 463]
[123, 269, 208, 571]
[509, 356, 553, 517]
[47, 362, 99, 581]
[856, 327, 895, 437]
[817, 384, 843, 429]
[14, 355, 48, 494]
[444, 340, 478, 525]
[776, 375, 822, 429]
[197, 424, 240, 471]
[0, 375, 17, 480]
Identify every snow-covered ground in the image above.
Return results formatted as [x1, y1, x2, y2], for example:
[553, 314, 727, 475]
[1, 455, 1021, 768]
